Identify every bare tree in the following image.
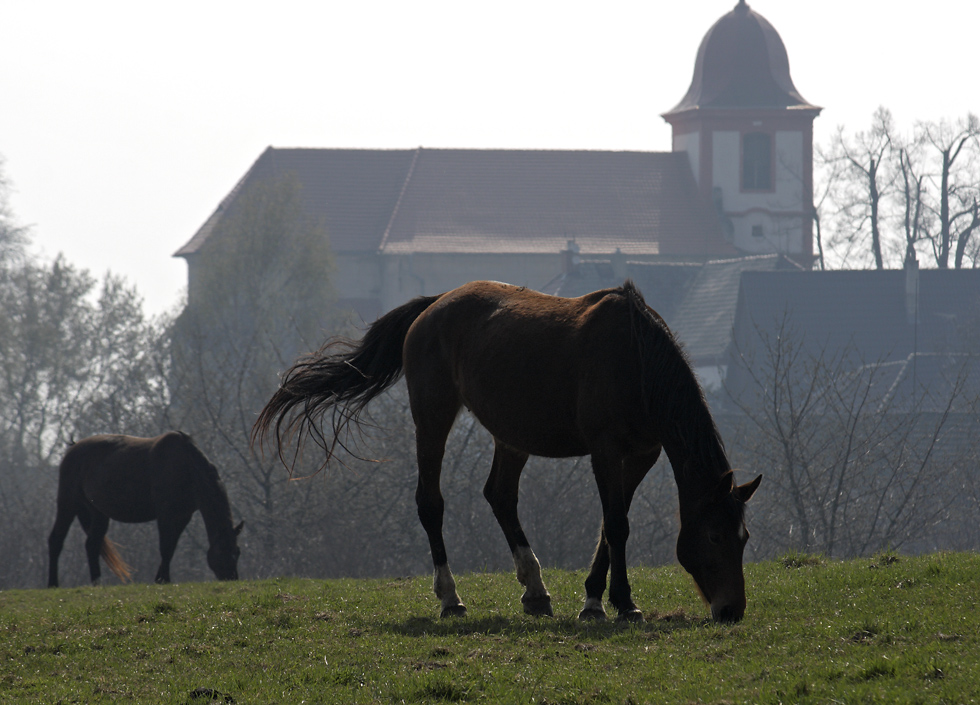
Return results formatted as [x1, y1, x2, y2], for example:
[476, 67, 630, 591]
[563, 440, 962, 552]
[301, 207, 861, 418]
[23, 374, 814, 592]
[818, 107, 897, 270]
[897, 141, 928, 265]
[724, 315, 974, 558]
[168, 173, 342, 578]
[0, 256, 166, 587]
[817, 110, 980, 270]
[919, 115, 980, 268]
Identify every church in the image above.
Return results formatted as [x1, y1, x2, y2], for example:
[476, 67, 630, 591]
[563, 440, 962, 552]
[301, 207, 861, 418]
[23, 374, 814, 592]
[175, 1, 821, 324]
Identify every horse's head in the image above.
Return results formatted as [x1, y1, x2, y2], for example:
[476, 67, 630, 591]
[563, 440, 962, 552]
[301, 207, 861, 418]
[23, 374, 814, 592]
[208, 520, 244, 581]
[676, 472, 761, 623]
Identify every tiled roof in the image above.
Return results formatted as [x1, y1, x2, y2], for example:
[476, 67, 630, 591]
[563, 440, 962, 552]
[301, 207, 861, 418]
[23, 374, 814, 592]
[730, 268, 980, 365]
[175, 147, 735, 260]
[542, 260, 703, 321]
[856, 353, 980, 415]
[724, 268, 980, 408]
[175, 147, 417, 256]
[670, 254, 801, 364]
[379, 149, 733, 257]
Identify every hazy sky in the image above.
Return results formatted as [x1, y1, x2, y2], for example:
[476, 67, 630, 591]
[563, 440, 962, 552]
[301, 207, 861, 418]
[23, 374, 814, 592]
[2, 1, 977, 316]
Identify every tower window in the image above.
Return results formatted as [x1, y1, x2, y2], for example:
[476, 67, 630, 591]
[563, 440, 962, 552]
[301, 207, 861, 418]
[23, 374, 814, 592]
[742, 132, 772, 191]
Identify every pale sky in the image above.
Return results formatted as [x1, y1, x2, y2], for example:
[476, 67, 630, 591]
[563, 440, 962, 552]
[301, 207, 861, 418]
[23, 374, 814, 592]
[2, 1, 976, 316]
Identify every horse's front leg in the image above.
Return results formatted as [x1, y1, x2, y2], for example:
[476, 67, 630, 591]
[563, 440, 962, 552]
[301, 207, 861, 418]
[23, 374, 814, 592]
[483, 440, 552, 617]
[155, 511, 193, 584]
[585, 449, 657, 622]
[581, 526, 611, 620]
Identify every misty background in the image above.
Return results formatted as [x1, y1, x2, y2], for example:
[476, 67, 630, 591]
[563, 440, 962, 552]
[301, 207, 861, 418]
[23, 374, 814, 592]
[2, 1, 979, 590]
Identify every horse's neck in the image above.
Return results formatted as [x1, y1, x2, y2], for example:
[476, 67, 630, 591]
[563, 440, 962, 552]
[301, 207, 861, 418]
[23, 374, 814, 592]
[193, 475, 234, 544]
[662, 418, 731, 495]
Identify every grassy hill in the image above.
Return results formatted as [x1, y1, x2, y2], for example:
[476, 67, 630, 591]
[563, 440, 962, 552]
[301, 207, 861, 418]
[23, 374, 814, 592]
[1, 552, 978, 704]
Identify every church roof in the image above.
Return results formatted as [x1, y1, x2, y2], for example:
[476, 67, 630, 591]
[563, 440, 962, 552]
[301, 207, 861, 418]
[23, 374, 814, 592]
[664, 0, 818, 115]
[175, 147, 736, 260]
[174, 147, 416, 256]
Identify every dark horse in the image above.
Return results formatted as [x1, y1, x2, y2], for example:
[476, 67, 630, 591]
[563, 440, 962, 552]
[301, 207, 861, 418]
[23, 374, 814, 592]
[48, 432, 243, 587]
[253, 281, 761, 622]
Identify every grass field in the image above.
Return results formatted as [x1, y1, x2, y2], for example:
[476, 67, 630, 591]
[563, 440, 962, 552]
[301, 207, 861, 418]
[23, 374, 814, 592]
[1, 552, 978, 704]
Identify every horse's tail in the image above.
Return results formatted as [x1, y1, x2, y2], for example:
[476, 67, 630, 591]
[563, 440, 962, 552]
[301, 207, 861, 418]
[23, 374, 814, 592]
[101, 537, 132, 583]
[251, 292, 442, 467]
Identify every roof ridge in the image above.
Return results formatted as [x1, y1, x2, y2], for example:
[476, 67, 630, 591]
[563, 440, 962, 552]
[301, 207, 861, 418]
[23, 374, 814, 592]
[378, 147, 422, 253]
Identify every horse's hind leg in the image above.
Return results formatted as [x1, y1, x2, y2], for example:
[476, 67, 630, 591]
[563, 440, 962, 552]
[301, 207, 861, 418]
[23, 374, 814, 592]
[411, 388, 465, 618]
[81, 509, 111, 585]
[47, 505, 77, 588]
[483, 440, 552, 616]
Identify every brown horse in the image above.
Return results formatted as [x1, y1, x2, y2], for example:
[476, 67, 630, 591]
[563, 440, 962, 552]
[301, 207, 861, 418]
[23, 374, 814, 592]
[253, 280, 760, 622]
[48, 432, 243, 587]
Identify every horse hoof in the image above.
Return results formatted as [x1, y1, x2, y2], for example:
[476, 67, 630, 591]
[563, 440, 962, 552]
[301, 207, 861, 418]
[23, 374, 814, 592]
[578, 607, 608, 621]
[440, 604, 467, 618]
[522, 596, 554, 617]
[616, 609, 644, 624]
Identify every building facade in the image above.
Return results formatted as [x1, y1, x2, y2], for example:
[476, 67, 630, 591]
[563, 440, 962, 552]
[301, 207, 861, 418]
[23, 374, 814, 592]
[175, 2, 817, 322]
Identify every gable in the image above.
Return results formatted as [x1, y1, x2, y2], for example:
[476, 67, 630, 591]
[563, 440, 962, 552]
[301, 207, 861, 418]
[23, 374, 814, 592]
[175, 147, 417, 256]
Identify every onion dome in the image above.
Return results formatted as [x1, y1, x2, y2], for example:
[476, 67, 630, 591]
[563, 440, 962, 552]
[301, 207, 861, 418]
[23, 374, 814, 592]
[665, 0, 817, 114]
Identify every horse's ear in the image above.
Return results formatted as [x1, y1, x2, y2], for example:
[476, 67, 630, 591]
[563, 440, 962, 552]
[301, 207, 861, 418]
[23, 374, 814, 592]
[733, 475, 762, 504]
[708, 470, 735, 501]
[234, 521, 245, 536]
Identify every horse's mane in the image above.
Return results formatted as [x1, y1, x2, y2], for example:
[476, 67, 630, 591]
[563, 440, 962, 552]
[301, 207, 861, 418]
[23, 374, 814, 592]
[620, 280, 731, 484]
[177, 433, 235, 529]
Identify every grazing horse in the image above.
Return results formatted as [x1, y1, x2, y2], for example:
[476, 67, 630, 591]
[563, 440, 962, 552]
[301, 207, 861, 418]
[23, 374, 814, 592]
[48, 432, 243, 587]
[253, 281, 761, 622]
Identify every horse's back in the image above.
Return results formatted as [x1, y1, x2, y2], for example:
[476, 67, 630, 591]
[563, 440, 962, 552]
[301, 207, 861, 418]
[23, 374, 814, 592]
[403, 281, 650, 457]
[60, 432, 196, 522]
[61, 432, 181, 471]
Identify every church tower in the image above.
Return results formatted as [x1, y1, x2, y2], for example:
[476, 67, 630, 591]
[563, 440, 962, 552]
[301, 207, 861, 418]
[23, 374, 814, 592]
[662, 1, 821, 266]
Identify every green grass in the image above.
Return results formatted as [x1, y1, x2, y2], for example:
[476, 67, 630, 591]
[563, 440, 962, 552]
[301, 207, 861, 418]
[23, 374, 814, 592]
[1, 552, 979, 703]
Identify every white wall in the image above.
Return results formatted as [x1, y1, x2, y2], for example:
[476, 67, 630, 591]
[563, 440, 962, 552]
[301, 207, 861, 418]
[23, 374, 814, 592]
[711, 129, 806, 255]
[673, 130, 701, 184]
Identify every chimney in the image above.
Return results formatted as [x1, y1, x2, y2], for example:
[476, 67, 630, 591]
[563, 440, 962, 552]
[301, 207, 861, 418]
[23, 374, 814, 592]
[611, 247, 627, 280]
[561, 240, 581, 275]
[904, 252, 919, 325]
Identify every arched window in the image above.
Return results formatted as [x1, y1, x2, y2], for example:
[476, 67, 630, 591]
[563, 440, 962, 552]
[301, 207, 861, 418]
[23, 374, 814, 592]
[742, 132, 772, 191]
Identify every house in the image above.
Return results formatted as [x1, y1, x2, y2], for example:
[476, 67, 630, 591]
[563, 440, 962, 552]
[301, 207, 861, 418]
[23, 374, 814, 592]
[174, 1, 820, 323]
[724, 264, 980, 405]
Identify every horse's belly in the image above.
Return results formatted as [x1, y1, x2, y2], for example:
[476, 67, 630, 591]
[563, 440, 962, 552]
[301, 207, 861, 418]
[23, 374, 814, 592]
[83, 481, 157, 523]
[471, 408, 588, 458]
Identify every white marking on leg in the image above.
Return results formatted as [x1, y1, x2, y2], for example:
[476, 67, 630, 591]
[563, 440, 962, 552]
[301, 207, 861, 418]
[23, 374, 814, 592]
[513, 546, 549, 601]
[433, 564, 463, 612]
[582, 597, 605, 614]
